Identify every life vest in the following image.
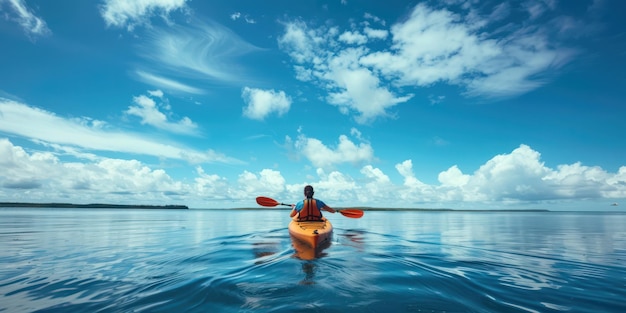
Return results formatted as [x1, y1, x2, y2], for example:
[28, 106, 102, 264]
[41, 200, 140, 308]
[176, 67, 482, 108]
[298, 198, 323, 221]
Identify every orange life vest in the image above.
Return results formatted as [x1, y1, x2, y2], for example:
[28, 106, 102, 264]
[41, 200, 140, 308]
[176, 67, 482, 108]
[298, 198, 323, 221]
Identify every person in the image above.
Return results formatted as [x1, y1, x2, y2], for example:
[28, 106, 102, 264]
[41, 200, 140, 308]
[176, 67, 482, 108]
[290, 185, 336, 221]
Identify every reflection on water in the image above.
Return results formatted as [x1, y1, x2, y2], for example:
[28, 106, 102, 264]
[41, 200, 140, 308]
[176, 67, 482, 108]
[0, 209, 625, 312]
[290, 235, 331, 261]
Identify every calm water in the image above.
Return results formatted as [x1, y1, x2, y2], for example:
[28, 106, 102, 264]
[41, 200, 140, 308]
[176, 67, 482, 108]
[1, 208, 625, 313]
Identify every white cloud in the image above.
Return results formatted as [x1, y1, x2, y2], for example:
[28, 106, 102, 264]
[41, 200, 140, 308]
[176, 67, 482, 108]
[0, 0, 51, 38]
[125, 91, 199, 135]
[0, 98, 239, 164]
[241, 87, 292, 120]
[0, 138, 185, 204]
[237, 169, 286, 196]
[138, 17, 260, 84]
[278, 24, 412, 123]
[439, 165, 470, 187]
[100, 0, 188, 31]
[363, 27, 388, 40]
[294, 132, 374, 169]
[1, 138, 625, 208]
[136, 71, 204, 94]
[229, 12, 255, 24]
[279, 2, 578, 122]
[338, 31, 368, 44]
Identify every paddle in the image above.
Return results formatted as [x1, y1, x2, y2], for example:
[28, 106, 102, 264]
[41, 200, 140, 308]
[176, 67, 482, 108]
[256, 196, 291, 207]
[255, 196, 364, 218]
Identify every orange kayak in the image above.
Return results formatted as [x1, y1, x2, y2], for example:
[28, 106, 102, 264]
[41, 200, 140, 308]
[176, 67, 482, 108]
[288, 219, 333, 250]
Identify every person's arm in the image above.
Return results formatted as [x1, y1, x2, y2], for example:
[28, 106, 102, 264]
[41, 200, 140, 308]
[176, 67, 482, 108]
[317, 199, 336, 213]
[322, 205, 336, 214]
[290, 203, 298, 217]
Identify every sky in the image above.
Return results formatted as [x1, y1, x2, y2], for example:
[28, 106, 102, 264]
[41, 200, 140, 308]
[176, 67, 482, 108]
[1, 0, 625, 210]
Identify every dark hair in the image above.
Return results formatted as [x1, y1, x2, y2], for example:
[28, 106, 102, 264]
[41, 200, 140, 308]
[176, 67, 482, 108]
[304, 185, 314, 198]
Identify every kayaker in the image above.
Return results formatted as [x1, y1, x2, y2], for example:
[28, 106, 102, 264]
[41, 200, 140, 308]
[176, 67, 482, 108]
[290, 185, 336, 221]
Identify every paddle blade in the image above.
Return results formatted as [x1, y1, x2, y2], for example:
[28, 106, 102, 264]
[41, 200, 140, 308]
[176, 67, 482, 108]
[256, 196, 280, 207]
[339, 209, 364, 218]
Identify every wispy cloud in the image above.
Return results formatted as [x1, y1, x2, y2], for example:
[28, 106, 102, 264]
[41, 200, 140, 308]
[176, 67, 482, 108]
[0, 98, 240, 164]
[135, 71, 204, 94]
[138, 17, 261, 85]
[99, 0, 189, 31]
[125, 90, 199, 136]
[0, 0, 51, 38]
[242, 87, 291, 120]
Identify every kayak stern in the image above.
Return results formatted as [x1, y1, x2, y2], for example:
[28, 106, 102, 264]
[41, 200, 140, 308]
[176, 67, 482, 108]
[288, 219, 333, 249]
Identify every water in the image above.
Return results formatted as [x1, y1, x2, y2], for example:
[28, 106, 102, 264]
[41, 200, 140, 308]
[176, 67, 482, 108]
[1, 208, 625, 313]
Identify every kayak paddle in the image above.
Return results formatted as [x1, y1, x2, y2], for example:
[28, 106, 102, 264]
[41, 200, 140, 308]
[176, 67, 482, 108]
[336, 209, 364, 218]
[256, 196, 364, 218]
[256, 196, 292, 207]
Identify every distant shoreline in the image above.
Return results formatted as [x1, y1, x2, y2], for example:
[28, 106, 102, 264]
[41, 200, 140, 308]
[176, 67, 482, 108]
[0, 203, 552, 212]
[230, 207, 551, 212]
[0, 202, 189, 209]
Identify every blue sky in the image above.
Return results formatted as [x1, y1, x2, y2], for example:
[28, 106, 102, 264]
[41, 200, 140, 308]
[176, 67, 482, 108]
[1, 0, 625, 210]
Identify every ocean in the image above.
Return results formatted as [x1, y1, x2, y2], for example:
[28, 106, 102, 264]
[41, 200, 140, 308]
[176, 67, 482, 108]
[1, 208, 624, 312]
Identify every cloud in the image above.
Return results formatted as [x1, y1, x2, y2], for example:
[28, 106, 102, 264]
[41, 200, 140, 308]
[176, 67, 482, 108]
[1, 138, 625, 208]
[294, 132, 374, 169]
[278, 2, 579, 122]
[125, 90, 199, 135]
[0, 138, 185, 203]
[0, 98, 240, 164]
[338, 31, 368, 45]
[138, 17, 261, 85]
[434, 144, 626, 203]
[100, 0, 188, 31]
[230, 12, 256, 24]
[237, 169, 286, 196]
[363, 27, 388, 40]
[241, 87, 291, 120]
[365, 3, 576, 98]
[135, 71, 204, 94]
[0, 0, 51, 38]
[278, 22, 413, 123]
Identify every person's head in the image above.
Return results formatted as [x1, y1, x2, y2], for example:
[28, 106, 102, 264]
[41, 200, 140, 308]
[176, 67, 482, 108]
[304, 185, 314, 198]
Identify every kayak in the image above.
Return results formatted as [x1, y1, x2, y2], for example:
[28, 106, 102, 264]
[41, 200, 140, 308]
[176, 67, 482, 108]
[288, 219, 333, 250]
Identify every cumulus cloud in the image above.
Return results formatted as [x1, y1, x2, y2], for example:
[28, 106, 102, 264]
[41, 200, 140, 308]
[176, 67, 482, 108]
[237, 169, 286, 196]
[1, 138, 625, 208]
[242, 87, 292, 120]
[0, 138, 185, 204]
[125, 90, 199, 135]
[293, 132, 374, 169]
[338, 31, 368, 45]
[0, 98, 239, 164]
[432, 145, 626, 203]
[278, 21, 412, 124]
[438, 165, 470, 187]
[278, 2, 580, 122]
[100, 0, 188, 31]
[363, 27, 388, 40]
[0, 0, 51, 38]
